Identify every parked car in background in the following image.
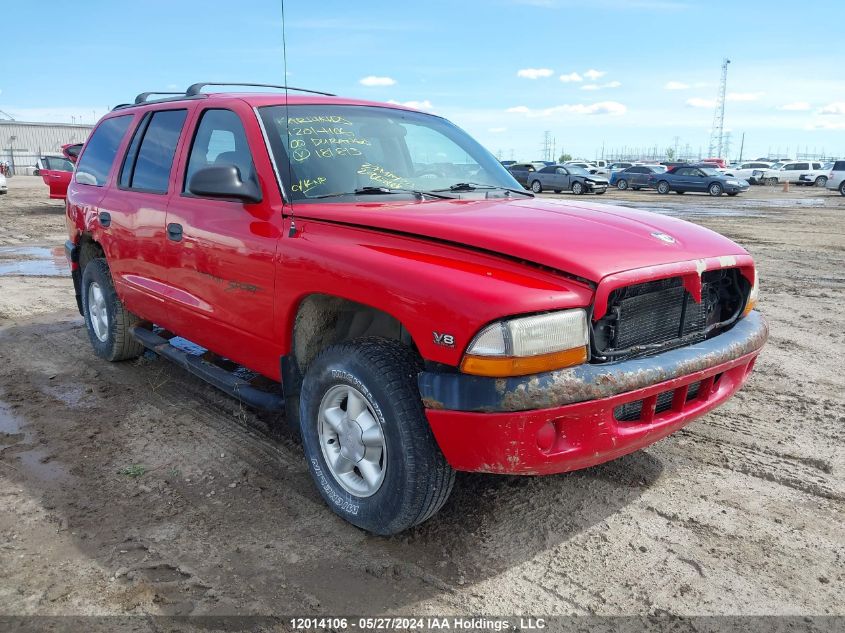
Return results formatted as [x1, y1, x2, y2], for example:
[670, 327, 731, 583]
[0, 172, 6, 195]
[650, 166, 749, 196]
[610, 165, 667, 190]
[508, 162, 552, 188]
[724, 161, 773, 184]
[37, 155, 76, 199]
[754, 161, 823, 185]
[701, 158, 727, 169]
[825, 160, 845, 195]
[527, 164, 608, 194]
[608, 161, 634, 173]
[798, 162, 834, 187]
[564, 160, 603, 175]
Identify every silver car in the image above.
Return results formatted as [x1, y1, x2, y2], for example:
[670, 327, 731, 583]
[527, 164, 609, 195]
[824, 160, 845, 195]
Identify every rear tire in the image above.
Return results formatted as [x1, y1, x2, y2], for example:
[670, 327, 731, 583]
[299, 338, 455, 535]
[616, 179, 628, 190]
[815, 176, 827, 187]
[81, 258, 144, 362]
[840, 181, 845, 196]
[531, 180, 542, 194]
[656, 180, 670, 194]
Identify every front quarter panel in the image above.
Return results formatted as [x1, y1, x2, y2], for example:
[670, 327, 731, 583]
[276, 220, 594, 366]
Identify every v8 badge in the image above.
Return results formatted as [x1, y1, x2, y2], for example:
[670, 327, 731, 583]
[432, 332, 455, 347]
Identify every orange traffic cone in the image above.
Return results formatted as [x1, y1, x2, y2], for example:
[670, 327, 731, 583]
[782, 180, 790, 192]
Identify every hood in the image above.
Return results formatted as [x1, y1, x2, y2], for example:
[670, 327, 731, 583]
[295, 197, 748, 283]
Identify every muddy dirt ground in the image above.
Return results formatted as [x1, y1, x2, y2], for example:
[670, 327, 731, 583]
[1, 176, 843, 621]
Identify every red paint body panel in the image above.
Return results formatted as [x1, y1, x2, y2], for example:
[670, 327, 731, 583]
[426, 350, 760, 475]
[40, 167, 73, 199]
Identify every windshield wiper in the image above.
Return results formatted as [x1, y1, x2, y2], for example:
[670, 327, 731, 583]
[310, 186, 454, 200]
[432, 182, 533, 197]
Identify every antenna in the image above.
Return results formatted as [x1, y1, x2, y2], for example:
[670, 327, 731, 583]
[708, 58, 730, 159]
[280, 0, 297, 238]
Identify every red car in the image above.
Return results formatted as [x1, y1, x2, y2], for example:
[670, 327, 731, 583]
[37, 143, 82, 199]
[64, 84, 767, 534]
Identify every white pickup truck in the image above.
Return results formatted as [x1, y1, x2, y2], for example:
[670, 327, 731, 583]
[753, 161, 824, 185]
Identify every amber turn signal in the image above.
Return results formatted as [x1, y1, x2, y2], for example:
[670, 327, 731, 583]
[460, 346, 588, 378]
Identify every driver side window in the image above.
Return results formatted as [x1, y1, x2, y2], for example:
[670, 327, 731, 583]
[184, 109, 256, 195]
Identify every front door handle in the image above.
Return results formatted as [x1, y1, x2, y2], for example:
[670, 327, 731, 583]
[167, 223, 183, 242]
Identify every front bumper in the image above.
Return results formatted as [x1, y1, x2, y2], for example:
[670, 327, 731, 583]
[420, 311, 768, 474]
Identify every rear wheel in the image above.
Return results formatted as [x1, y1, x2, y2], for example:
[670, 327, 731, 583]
[840, 181, 845, 196]
[81, 258, 144, 361]
[815, 176, 827, 187]
[530, 180, 542, 194]
[571, 181, 585, 195]
[616, 179, 628, 190]
[709, 182, 724, 197]
[656, 180, 670, 194]
[299, 338, 455, 535]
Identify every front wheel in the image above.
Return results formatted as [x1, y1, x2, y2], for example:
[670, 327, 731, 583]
[571, 181, 585, 195]
[656, 180, 670, 194]
[709, 182, 723, 197]
[81, 258, 144, 361]
[530, 180, 542, 194]
[766, 177, 778, 186]
[299, 338, 455, 535]
[616, 179, 628, 190]
[815, 176, 827, 187]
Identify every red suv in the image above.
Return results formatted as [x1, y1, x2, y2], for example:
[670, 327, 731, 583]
[65, 83, 767, 534]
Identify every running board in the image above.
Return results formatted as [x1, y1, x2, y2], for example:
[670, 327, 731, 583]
[129, 326, 284, 412]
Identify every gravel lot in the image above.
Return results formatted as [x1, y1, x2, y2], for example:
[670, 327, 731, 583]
[0, 175, 843, 620]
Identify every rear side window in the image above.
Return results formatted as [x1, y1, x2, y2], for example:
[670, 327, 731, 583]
[75, 115, 132, 186]
[184, 109, 256, 194]
[120, 109, 187, 193]
[834, 161, 845, 171]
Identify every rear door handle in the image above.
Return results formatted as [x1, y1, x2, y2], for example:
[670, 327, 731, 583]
[167, 223, 183, 242]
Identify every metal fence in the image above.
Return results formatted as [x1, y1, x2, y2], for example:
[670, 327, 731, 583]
[0, 152, 47, 176]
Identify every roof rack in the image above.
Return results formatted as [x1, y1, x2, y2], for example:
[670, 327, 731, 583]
[185, 82, 335, 97]
[134, 91, 185, 104]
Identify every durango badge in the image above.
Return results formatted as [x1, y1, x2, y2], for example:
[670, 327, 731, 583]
[651, 231, 676, 244]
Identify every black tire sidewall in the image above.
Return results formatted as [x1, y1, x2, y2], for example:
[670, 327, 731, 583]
[81, 259, 120, 360]
[299, 344, 430, 534]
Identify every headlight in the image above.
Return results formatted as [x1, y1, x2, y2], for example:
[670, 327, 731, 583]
[460, 309, 589, 377]
[585, 179, 595, 184]
[743, 269, 759, 316]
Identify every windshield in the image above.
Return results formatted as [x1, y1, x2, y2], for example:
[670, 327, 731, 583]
[258, 105, 521, 201]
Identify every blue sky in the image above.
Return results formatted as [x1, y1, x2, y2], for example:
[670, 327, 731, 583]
[2, 0, 844, 160]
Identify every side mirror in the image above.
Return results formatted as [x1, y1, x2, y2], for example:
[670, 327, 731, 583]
[187, 165, 262, 204]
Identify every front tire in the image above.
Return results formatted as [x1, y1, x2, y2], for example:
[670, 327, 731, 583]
[299, 338, 455, 535]
[616, 179, 628, 190]
[656, 180, 670, 194]
[571, 181, 585, 195]
[766, 177, 778, 186]
[709, 182, 724, 196]
[81, 258, 144, 361]
[530, 180, 542, 194]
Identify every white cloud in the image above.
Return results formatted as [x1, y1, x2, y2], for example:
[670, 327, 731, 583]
[359, 75, 396, 87]
[583, 69, 606, 81]
[388, 99, 433, 110]
[778, 102, 811, 111]
[686, 97, 716, 108]
[506, 101, 627, 117]
[517, 68, 554, 79]
[582, 81, 621, 91]
[664, 81, 689, 90]
[559, 72, 583, 83]
[488, 127, 508, 132]
[819, 102, 845, 115]
[726, 92, 764, 102]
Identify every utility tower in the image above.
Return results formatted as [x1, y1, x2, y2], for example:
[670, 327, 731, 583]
[708, 58, 730, 158]
[541, 130, 553, 161]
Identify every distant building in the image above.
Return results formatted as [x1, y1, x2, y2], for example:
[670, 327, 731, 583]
[0, 120, 93, 174]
